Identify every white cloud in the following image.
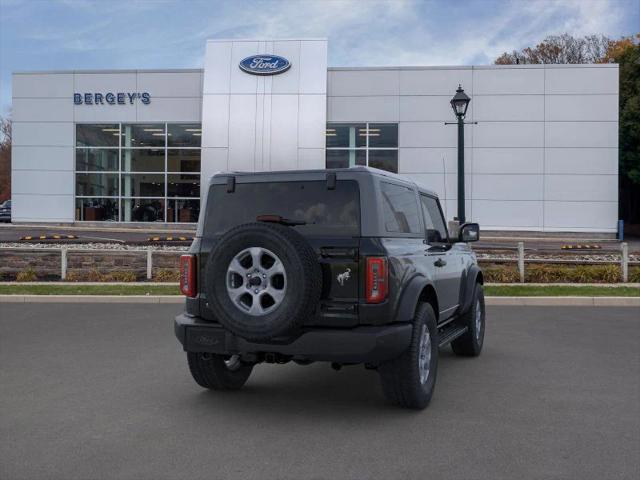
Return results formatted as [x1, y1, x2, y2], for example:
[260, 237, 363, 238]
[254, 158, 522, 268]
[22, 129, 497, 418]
[188, 0, 634, 66]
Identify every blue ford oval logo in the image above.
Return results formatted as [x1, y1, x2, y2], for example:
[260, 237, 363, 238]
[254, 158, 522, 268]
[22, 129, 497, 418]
[239, 55, 291, 75]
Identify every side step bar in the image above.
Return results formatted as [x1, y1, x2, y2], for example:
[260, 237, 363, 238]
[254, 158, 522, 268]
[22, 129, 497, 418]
[438, 325, 468, 347]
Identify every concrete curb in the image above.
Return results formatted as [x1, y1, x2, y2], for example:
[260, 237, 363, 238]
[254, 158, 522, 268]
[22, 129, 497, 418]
[0, 295, 639, 306]
[486, 296, 640, 306]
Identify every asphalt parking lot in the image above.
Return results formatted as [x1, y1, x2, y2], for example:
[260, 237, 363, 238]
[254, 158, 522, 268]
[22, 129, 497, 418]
[1, 303, 638, 480]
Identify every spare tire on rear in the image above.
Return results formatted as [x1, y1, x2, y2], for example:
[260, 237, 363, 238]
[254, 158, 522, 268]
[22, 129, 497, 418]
[204, 222, 322, 341]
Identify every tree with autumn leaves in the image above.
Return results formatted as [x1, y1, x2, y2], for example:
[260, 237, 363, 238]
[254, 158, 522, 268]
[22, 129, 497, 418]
[495, 33, 640, 227]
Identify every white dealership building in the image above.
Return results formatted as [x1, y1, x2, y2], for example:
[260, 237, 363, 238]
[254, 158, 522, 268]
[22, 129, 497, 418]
[11, 38, 619, 232]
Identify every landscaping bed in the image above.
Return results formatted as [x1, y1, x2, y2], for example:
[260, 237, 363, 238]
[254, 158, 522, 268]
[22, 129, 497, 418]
[479, 262, 640, 283]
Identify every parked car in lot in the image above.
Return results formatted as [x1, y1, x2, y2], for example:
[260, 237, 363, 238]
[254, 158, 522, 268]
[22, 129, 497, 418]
[0, 199, 11, 223]
[174, 167, 484, 409]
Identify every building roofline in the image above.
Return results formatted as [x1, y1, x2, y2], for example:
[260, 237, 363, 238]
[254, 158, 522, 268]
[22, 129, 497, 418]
[328, 63, 618, 71]
[13, 68, 204, 75]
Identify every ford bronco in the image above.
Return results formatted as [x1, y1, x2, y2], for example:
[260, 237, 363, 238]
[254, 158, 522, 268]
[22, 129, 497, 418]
[174, 167, 484, 409]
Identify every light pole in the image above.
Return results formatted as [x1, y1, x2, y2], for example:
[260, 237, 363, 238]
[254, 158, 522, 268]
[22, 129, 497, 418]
[447, 85, 471, 224]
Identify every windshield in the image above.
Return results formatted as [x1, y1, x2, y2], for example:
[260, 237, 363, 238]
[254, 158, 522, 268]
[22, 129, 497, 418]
[204, 180, 360, 237]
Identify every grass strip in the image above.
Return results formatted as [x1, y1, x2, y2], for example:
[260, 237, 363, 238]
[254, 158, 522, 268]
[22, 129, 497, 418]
[0, 284, 639, 297]
[485, 285, 640, 297]
[0, 284, 180, 296]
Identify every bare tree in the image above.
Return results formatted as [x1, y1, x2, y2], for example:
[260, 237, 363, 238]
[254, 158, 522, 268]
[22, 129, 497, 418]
[495, 34, 611, 64]
[0, 116, 11, 201]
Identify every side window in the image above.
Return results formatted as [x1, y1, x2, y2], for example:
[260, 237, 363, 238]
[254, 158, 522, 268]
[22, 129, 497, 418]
[420, 195, 449, 243]
[380, 182, 421, 234]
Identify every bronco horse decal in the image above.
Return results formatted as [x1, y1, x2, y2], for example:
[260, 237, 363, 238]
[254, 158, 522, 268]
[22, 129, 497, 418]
[336, 268, 351, 286]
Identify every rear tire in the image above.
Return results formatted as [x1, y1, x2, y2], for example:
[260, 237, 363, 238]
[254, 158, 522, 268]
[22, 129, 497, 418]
[378, 303, 438, 409]
[187, 352, 253, 390]
[451, 283, 485, 357]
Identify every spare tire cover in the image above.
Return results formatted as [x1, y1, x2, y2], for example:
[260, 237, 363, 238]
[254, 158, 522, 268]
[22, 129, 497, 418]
[205, 222, 322, 341]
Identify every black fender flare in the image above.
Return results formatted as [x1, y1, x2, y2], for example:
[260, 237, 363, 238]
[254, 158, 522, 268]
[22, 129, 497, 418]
[458, 265, 483, 315]
[394, 275, 434, 323]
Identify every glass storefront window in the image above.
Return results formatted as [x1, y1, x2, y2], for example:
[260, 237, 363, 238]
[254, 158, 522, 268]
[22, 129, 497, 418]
[122, 149, 165, 172]
[368, 150, 398, 173]
[326, 122, 398, 173]
[76, 124, 120, 147]
[74, 123, 201, 223]
[121, 198, 165, 222]
[168, 124, 202, 147]
[326, 123, 366, 148]
[75, 149, 118, 171]
[121, 174, 165, 197]
[368, 124, 398, 148]
[167, 174, 200, 197]
[326, 150, 366, 169]
[167, 199, 200, 223]
[121, 124, 166, 148]
[167, 149, 200, 173]
[76, 173, 119, 197]
[75, 198, 119, 222]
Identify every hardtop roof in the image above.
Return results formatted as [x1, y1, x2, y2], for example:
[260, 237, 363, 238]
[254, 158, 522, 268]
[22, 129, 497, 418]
[209, 166, 438, 198]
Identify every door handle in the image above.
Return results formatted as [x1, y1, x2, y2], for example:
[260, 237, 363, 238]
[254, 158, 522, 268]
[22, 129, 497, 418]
[434, 258, 447, 268]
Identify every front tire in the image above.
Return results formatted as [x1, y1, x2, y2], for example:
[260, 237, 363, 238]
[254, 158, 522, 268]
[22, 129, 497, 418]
[451, 283, 485, 357]
[187, 352, 253, 390]
[378, 303, 438, 409]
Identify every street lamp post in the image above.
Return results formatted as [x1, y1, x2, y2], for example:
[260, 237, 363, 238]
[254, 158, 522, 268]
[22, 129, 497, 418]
[447, 85, 472, 224]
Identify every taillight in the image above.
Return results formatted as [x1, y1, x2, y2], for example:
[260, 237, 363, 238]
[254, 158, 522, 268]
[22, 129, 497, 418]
[366, 257, 388, 304]
[179, 255, 197, 297]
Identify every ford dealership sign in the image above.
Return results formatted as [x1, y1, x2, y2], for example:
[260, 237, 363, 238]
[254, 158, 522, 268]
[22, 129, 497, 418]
[239, 55, 291, 75]
[74, 92, 150, 105]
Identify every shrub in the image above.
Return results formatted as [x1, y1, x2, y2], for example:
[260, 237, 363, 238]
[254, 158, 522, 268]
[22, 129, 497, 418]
[65, 271, 83, 282]
[478, 263, 520, 283]
[107, 271, 138, 282]
[629, 266, 640, 283]
[16, 268, 38, 282]
[85, 269, 106, 282]
[64, 269, 138, 282]
[479, 262, 625, 283]
[525, 264, 620, 283]
[154, 269, 180, 282]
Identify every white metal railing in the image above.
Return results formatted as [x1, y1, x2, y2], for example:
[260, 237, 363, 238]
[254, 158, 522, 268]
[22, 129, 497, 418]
[0, 243, 636, 283]
[0, 245, 181, 280]
[508, 241, 634, 284]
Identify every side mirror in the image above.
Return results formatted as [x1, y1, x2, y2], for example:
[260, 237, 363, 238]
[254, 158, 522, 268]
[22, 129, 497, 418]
[458, 222, 480, 242]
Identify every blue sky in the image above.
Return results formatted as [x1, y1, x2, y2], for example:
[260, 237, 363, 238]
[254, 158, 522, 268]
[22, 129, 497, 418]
[1, 0, 638, 115]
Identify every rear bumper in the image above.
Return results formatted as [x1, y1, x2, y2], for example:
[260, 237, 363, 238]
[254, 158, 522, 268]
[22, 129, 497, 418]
[175, 313, 411, 364]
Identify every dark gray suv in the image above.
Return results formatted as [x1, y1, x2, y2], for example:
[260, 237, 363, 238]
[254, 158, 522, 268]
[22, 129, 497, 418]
[0, 199, 10, 223]
[174, 167, 484, 409]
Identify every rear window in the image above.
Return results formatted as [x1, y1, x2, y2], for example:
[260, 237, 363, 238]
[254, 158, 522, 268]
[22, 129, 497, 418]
[205, 180, 360, 237]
